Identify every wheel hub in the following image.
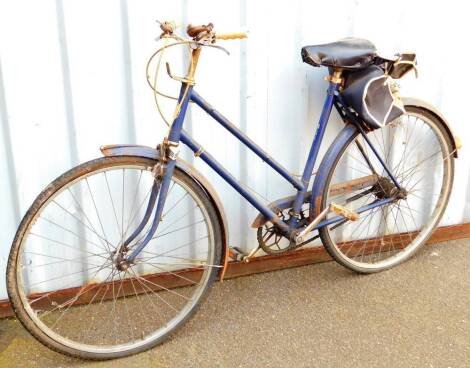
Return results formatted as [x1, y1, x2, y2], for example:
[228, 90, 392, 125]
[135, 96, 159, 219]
[373, 176, 407, 200]
[116, 260, 130, 271]
[111, 248, 132, 271]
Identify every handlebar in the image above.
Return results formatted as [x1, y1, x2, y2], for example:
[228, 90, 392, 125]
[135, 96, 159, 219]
[185, 22, 247, 42]
[215, 32, 248, 40]
[158, 20, 247, 43]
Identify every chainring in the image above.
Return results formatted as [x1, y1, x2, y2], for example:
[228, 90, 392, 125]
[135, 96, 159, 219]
[257, 207, 312, 255]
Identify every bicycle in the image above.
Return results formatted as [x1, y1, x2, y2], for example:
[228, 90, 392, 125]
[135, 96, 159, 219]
[6, 21, 459, 360]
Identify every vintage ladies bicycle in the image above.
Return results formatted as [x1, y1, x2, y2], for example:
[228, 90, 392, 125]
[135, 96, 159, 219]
[6, 22, 458, 359]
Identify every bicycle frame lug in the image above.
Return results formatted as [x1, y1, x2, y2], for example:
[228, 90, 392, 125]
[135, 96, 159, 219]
[166, 144, 180, 160]
[325, 69, 343, 85]
[160, 139, 180, 161]
[194, 147, 205, 157]
[288, 209, 300, 219]
[152, 162, 166, 179]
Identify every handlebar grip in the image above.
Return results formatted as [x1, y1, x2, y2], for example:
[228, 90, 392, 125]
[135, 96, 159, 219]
[216, 32, 248, 40]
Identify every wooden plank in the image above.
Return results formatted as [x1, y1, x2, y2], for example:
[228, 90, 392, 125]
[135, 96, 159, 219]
[225, 222, 470, 279]
[23, 267, 205, 314]
[1, 222, 469, 318]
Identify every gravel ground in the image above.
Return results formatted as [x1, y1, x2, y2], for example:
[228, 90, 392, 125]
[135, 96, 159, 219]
[0, 239, 469, 368]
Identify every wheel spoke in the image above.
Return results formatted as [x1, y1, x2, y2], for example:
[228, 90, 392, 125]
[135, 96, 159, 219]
[11, 158, 218, 355]
[322, 111, 451, 270]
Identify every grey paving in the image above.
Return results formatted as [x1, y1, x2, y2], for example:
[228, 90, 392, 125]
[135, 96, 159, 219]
[0, 239, 469, 367]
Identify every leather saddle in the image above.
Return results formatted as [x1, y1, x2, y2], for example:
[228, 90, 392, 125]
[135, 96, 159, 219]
[301, 38, 377, 70]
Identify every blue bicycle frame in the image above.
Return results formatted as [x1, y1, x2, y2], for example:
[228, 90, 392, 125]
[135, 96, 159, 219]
[126, 78, 398, 262]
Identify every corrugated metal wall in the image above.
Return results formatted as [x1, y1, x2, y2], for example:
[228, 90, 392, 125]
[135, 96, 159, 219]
[1, 0, 469, 299]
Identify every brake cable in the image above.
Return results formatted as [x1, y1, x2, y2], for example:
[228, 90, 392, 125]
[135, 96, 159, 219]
[146, 24, 229, 127]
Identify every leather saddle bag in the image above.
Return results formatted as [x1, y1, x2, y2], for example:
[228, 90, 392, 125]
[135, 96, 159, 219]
[341, 63, 409, 129]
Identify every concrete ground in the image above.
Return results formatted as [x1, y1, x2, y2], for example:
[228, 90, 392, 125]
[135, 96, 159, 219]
[0, 239, 469, 368]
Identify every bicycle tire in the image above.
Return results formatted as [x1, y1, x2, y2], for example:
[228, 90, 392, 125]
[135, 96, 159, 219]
[317, 106, 454, 273]
[7, 156, 223, 360]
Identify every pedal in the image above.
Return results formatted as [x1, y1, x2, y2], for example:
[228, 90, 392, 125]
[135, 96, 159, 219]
[228, 246, 246, 262]
[228, 246, 261, 263]
[330, 203, 359, 221]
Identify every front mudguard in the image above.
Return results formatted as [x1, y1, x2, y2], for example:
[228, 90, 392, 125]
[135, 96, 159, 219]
[100, 144, 231, 280]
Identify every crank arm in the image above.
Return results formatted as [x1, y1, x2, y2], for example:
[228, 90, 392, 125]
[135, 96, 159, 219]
[295, 202, 360, 244]
[229, 245, 262, 263]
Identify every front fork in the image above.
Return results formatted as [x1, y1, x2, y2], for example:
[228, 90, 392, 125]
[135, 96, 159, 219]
[120, 90, 191, 265]
[119, 46, 200, 266]
[113, 141, 178, 269]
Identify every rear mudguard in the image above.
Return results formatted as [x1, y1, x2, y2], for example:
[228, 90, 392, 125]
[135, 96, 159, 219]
[402, 97, 459, 158]
[100, 144, 230, 280]
[309, 98, 460, 219]
[309, 124, 358, 219]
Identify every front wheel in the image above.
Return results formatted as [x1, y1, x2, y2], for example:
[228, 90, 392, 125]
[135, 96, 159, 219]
[7, 156, 223, 360]
[317, 106, 454, 273]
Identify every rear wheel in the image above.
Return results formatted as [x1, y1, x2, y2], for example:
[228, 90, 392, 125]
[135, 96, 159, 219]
[318, 106, 454, 273]
[7, 156, 223, 359]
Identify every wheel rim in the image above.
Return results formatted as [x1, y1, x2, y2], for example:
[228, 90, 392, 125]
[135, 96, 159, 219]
[14, 160, 218, 354]
[322, 111, 453, 270]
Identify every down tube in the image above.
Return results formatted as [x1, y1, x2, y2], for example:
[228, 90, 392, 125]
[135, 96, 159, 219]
[180, 130, 290, 234]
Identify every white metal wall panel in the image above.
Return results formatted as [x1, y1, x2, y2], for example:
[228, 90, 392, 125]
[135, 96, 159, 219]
[0, 0, 469, 298]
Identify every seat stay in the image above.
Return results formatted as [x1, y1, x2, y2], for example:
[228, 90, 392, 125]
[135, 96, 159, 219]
[335, 93, 403, 190]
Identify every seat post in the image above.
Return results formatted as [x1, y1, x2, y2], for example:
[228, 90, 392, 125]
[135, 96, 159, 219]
[325, 68, 344, 85]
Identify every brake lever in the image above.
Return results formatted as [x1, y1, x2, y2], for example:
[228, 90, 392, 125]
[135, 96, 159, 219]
[157, 20, 175, 37]
[200, 43, 230, 56]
